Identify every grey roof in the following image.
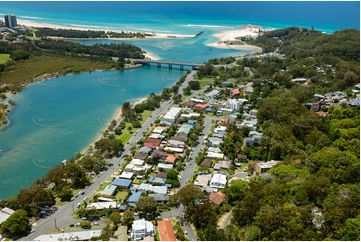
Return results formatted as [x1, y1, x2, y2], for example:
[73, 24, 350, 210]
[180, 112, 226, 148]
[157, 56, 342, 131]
[139, 146, 152, 154]
[148, 194, 169, 202]
[112, 178, 132, 187]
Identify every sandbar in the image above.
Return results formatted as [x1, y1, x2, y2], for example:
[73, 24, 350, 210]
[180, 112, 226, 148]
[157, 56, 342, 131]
[17, 19, 195, 39]
[207, 24, 263, 51]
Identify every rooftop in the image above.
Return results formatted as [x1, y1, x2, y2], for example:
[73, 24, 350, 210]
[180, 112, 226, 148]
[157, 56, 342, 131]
[157, 220, 177, 241]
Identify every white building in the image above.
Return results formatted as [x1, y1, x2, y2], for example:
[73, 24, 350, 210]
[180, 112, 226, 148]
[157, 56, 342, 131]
[86, 201, 118, 210]
[157, 163, 173, 171]
[162, 107, 182, 123]
[138, 183, 167, 195]
[226, 98, 248, 111]
[0, 207, 14, 224]
[209, 173, 227, 189]
[132, 219, 155, 241]
[34, 230, 102, 241]
[214, 126, 227, 135]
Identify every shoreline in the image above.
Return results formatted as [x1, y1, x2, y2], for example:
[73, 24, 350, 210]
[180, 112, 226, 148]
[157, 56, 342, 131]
[206, 24, 264, 51]
[17, 19, 195, 39]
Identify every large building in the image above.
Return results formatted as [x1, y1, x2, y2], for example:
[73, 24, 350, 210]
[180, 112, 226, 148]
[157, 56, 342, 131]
[162, 107, 182, 123]
[131, 219, 154, 241]
[4, 15, 17, 28]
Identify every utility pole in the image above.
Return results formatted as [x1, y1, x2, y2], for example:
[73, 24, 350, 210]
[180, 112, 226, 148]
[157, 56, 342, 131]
[54, 218, 57, 230]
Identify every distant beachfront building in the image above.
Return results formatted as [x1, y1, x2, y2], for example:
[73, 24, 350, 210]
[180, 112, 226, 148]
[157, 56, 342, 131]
[162, 107, 182, 124]
[4, 15, 17, 28]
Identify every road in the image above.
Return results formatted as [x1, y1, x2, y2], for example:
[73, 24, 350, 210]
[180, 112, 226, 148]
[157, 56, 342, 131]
[21, 70, 197, 241]
[180, 115, 214, 187]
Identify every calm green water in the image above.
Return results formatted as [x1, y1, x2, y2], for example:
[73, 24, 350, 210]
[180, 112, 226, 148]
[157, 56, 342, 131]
[0, 67, 185, 199]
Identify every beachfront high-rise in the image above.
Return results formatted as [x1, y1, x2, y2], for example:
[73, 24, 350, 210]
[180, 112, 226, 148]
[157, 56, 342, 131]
[4, 15, 17, 28]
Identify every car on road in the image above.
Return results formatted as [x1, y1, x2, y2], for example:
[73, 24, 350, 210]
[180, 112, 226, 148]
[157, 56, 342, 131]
[69, 224, 75, 227]
[80, 191, 85, 195]
[30, 228, 36, 233]
[82, 217, 88, 220]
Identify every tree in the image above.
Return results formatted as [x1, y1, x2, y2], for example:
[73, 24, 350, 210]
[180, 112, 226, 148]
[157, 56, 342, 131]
[135, 197, 158, 215]
[225, 179, 248, 205]
[122, 209, 134, 228]
[10, 50, 30, 61]
[80, 221, 92, 229]
[0, 209, 31, 238]
[169, 184, 204, 208]
[109, 211, 121, 225]
[166, 169, 179, 181]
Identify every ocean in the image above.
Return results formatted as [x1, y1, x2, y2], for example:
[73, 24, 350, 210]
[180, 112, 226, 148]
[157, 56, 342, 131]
[0, 1, 359, 199]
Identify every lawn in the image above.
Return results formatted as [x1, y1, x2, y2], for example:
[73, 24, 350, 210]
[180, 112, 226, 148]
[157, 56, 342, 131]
[198, 79, 214, 88]
[0, 54, 11, 64]
[115, 191, 129, 201]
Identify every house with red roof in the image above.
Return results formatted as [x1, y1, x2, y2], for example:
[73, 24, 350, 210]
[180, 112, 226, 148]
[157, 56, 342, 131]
[194, 103, 209, 109]
[157, 220, 176, 241]
[209, 191, 226, 206]
[144, 138, 163, 149]
[230, 88, 241, 98]
[165, 154, 177, 164]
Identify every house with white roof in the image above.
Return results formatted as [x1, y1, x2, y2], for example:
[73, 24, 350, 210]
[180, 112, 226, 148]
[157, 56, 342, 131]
[131, 219, 155, 241]
[214, 126, 227, 135]
[209, 173, 227, 189]
[162, 107, 182, 123]
[226, 98, 248, 111]
[138, 183, 168, 195]
[0, 207, 14, 224]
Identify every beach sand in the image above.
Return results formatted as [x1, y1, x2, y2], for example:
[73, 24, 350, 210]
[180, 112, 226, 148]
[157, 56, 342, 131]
[207, 24, 263, 51]
[17, 19, 194, 39]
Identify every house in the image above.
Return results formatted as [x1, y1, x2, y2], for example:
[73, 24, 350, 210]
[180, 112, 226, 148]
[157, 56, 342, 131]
[151, 150, 166, 158]
[167, 139, 185, 148]
[227, 98, 247, 111]
[194, 103, 209, 109]
[181, 100, 195, 108]
[200, 159, 213, 168]
[132, 219, 155, 241]
[206, 152, 224, 159]
[144, 138, 163, 149]
[245, 135, 262, 146]
[138, 183, 168, 195]
[162, 107, 182, 124]
[255, 160, 279, 173]
[205, 89, 220, 98]
[313, 94, 326, 102]
[149, 177, 166, 185]
[191, 98, 205, 103]
[134, 152, 148, 161]
[194, 174, 212, 187]
[112, 178, 132, 188]
[152, 126, 167, 134]
[101, 184, 118, 198]
[213, 160, 231, 170]
[208, 137, 223, 147]
[165, 154, 177, 164]
[315, 111, 328, 117]
[209, 173, 227, 189]
[157, 220, 176, 241]
[291, 78, 309, 84]
[209, 192, 226, 206]
[207, 147, 222, 153]
[164, 146, 184, 153]
[86, 201, 118, 210]
[156, 172, 167, 179]
[177, 124, 193, 138]
[34, 230, 102, 241]
[244, 82, 254, 96]
[180, 112, 200, 119]
[119, 171, 134, 180]
[115, 226, 128, 241]
[0, 207, 15, 224]
[157, 163, 173, 171]
[149, 194, 169, 204]
[237, 154, 248, 163]
[214, 126, 227, 135]
[230, 88, 241, 98]
[139, 146, 152, 154]
[128, 191, 143, 207]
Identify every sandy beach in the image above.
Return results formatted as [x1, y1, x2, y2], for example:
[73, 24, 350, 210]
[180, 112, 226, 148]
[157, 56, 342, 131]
[207, 24, 263, 51]
[17, 19, 195, 39]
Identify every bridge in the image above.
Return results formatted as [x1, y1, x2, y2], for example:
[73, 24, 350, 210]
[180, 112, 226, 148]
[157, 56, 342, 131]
[132, 59, 204, 70]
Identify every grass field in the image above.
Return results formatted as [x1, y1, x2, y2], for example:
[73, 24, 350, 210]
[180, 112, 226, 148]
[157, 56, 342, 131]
[198, 79, 214, 88]
[115, 191, 129, 201]
[0, 54, 11, 64]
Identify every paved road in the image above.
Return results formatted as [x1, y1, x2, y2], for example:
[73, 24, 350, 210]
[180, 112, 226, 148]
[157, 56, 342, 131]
[22, 70, 197, 241]
[180, 115, 214, 188]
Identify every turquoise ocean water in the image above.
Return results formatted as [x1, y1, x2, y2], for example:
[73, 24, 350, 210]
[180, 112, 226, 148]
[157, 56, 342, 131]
[0, 1, 359, 199]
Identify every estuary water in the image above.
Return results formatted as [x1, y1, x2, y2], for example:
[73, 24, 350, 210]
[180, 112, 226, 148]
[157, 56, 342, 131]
[0, 1, 359, 199]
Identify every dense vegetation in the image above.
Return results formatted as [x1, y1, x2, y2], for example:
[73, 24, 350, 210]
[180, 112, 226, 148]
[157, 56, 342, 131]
[34, 27, 153, 39]
[187, 27, 360, 241]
